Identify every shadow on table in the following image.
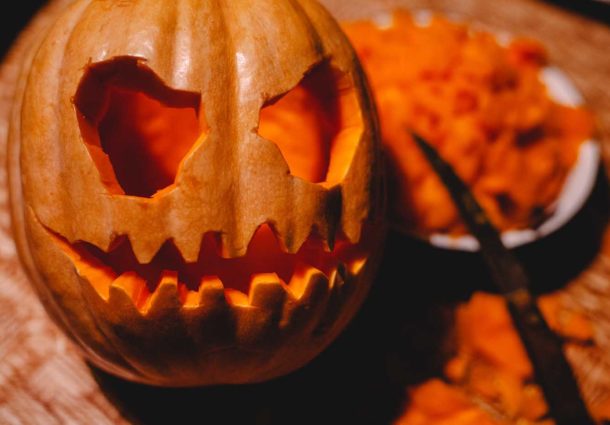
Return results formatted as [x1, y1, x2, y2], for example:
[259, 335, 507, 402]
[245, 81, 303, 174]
[91, 168, 609, 425]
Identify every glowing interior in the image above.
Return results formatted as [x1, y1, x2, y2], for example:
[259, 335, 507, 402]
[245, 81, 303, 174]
[74, 57, 206, 198]
[259, 61, 363, 186]
[51, 225, 369, 311]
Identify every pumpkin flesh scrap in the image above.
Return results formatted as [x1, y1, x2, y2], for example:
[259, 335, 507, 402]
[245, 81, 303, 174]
[395, 292, 599, 424]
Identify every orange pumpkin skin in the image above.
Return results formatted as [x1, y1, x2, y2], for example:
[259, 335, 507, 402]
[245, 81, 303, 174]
[7, 0, 385, 386]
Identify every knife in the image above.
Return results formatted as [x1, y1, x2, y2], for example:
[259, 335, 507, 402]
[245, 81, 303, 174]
[411, 132, 595, 425]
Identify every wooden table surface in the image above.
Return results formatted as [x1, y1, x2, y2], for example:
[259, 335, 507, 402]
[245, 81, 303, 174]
[0, 0, 608, 424]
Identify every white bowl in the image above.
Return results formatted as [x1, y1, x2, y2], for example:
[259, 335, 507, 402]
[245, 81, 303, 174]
[429, 60, 600, 252]
[369, 10, 601, 251]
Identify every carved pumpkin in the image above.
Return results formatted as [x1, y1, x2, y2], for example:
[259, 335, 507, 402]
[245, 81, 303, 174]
[7, 0, 384, 386]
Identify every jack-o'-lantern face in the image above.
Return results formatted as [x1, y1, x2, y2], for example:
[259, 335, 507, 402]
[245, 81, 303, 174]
[8, 0, 384, 386]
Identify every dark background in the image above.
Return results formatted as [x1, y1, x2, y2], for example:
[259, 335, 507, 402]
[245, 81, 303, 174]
[0, 0, 608, 59]
[1, 1, 44, 57]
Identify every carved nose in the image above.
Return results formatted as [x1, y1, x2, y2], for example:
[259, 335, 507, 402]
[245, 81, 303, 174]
[74, 57, 204, 198]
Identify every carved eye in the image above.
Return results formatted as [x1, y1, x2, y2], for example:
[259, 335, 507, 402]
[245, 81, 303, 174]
[258, 61, 363, 187]
[74, 57, 207, 198]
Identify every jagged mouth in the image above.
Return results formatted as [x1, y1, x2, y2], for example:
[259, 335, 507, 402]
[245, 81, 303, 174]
[49, 224, 370, 313]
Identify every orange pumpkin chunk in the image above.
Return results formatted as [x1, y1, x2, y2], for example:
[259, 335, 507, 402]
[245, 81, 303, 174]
[343, 12, 594, 234]
[394, 292, 602, 424]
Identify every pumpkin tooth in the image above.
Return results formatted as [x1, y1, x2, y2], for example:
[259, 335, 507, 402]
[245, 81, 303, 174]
[249, 273, 289, 308]
[288, 263, 327, 300]
[184, 275, 243, 308]
[329, 263, 347, 290]
[182, 289, 200, 308]
[74, 261, 115, 301]
[348, 257, 367, 276]
[182, 276, 220, 309]
[110, 272, 150, 310]
[51, 229, 115, 301]
[172, 234, 202, 264]
[197, 276, 227, 307]
[128, 234, 168, 265]
[225, 289, 250, 307]
[298, 267, 330, 305]
[145, 270, 180, 315]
